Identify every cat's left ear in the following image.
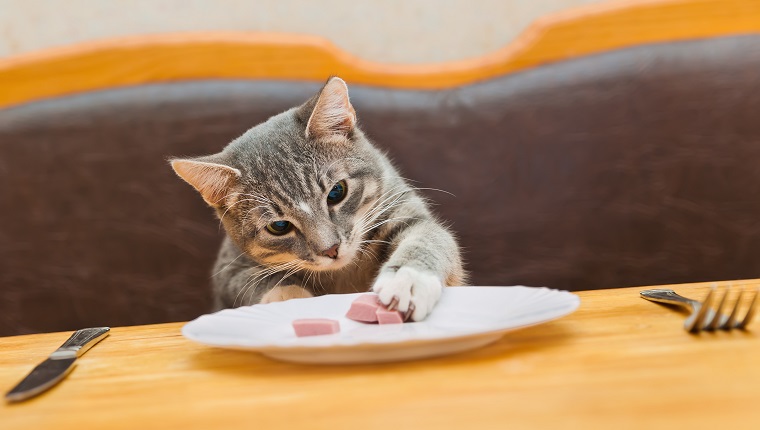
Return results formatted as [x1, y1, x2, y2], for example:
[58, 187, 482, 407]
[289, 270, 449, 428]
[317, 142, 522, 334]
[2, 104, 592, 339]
[304, 77, 357, 139]
[170, 157, 241, 208]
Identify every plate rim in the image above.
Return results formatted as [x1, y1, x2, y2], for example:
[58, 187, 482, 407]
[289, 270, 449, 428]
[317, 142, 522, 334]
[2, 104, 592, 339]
[181, 286, 580, 353]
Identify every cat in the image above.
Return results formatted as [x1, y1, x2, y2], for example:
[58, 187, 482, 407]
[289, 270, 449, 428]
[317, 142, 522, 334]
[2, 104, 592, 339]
[170, 77, 466, 321]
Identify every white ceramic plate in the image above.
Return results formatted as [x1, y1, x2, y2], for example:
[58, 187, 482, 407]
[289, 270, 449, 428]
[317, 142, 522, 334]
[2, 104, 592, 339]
[182, 286, 580, 364]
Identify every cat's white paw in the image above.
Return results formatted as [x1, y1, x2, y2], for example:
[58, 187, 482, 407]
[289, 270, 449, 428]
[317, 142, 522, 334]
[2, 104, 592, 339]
[260, 285, 314, 304]
[371, 266, 443, 321]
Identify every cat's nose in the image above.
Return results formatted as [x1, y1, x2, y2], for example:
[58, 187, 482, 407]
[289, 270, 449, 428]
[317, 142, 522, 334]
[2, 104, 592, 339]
[320, 244, 340, 259]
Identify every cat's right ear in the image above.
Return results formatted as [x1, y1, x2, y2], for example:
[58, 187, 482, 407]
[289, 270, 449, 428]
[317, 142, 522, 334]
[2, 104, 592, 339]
[170, 158, 241, 207]
[300, 77, 357, 140]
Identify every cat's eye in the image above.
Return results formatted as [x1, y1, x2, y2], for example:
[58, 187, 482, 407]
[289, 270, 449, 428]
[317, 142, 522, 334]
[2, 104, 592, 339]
[266, 220, 292, 235]
[327, 180, 348, 204]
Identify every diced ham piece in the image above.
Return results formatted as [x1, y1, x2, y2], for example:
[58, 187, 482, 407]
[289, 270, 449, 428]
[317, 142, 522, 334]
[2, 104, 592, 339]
[376, 308, 404, 324]
[292, 319, 340, 337]
[345, 294, 383, 322]
[346, 293, 406, 324]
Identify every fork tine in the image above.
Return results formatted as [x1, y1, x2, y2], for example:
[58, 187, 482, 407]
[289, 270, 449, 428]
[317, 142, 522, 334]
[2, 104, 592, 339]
[706, 285, 729, 331]
[689, 286, 715, 333]
[721, 288, 743, 330]
[736, 287, 758, 330]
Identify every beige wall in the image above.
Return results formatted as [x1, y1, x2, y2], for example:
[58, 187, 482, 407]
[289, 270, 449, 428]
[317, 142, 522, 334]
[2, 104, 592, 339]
[0, 0, 609, 63]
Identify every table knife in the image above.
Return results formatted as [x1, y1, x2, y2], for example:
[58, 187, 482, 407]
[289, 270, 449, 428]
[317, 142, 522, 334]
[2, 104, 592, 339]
[5, 327, 110, 403]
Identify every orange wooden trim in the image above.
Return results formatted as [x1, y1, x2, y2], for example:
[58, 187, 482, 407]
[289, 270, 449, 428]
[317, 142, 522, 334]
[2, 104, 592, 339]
[1, 0, 760, 109]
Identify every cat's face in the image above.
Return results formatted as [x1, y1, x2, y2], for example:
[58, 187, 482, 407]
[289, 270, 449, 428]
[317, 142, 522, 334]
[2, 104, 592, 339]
[229, 143, 383, 271]
[172, 77, 386, 271]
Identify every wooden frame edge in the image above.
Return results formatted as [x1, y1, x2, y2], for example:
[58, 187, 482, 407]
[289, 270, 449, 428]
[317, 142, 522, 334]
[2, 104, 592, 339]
[1, 0, 759, 109]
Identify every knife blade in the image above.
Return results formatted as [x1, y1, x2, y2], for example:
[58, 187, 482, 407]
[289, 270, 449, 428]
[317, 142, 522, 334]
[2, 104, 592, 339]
[5, 327, 110, 403]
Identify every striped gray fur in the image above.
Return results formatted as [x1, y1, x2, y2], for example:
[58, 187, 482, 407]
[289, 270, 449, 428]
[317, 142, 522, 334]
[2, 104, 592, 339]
[171, 77, 466, 320]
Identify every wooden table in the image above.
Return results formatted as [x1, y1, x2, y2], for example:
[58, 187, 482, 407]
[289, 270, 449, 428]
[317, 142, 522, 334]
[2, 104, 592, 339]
[1, 280, 758, 429]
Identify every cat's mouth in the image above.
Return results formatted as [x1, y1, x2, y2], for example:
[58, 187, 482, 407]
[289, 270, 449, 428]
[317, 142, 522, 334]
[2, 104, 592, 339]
[312, 254, 351, 270]
[308, 241, 358, 271]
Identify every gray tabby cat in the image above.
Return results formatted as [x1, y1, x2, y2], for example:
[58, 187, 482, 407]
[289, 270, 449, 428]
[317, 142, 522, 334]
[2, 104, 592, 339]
[171, 77, 465, 321]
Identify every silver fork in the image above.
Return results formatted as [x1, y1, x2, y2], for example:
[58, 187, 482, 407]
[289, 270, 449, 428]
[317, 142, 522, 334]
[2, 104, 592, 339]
[640, 286, 758, 333]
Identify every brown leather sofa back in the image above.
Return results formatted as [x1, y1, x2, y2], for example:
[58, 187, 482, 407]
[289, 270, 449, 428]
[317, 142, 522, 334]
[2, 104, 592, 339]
[2, 35, 760, 336]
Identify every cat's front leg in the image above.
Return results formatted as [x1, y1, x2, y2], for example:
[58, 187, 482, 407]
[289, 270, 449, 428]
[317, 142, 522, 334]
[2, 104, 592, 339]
[371, 220, 465, 321]
[260, 285, 314, 304]
[373, 266, 443, 321]
[213, 250, 313, 308]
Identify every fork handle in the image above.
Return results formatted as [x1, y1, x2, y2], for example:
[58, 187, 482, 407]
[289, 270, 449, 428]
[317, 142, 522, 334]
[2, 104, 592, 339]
[640, 289, 700, 311]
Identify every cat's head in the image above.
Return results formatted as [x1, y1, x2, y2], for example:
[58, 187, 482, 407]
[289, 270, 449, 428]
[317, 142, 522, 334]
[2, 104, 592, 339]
[171, 77, 388, 271]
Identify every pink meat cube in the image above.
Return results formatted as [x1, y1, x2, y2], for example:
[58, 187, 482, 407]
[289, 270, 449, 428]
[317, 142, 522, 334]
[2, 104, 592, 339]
[292, 319, 340, 337]
[376, 308, 404, 324]
[345, 294, 383, 322]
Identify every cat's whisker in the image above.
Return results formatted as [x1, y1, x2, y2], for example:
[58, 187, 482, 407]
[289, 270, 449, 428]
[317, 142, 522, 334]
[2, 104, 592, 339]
[214, 192, 268, 207]
[271, 262, 305, 292]
[302, 268, 316, 292]
[362, 215, 418, 232]
[315, 271, 327, 294]
[215, 191, 246, 202]
[217, 190, 273, 220]
[234, 271, 265, 308]
[254, 211, 272, 227]
[210, 252, 247, 279]
[407, 186, 456, 198]
[234, 266, 278, 307]
[242, 261, 301, 306]
[250, 259, 305, 304]
[351, 196, 409, 252]
[351, 259, 362, 271]
[241, 205, 274, 235]
[218, 197, 274, 230]
[355, 195, 410, 234]
[362, 196, 411, 225]
[357, 187, 413, 222]
[357, 187, 410, 223]
[356, 246, 380, 264]
[360, 187, 451, 230]
[234, 260, 298, 307]
[243, 205, 272, 218]
[236, 191, 275, 205]
[380, 174, 421, 184]
[242, 206, 273, 227]
[360, 239, 392, 245]
[356, 185, 407, 216]
[356, 197, 414, 235]
[365, 248, 381, 263]
[226, 197, 271, 207]
[361, 216, 420, 236]
[359, 242, 390, 263]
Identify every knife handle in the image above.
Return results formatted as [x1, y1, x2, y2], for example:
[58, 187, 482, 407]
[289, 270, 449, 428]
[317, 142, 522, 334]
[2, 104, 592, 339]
[50, 327, 110, 359]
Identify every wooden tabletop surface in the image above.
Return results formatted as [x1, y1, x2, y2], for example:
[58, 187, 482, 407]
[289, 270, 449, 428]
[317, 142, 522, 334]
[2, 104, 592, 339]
[1, 280, 758, 429]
